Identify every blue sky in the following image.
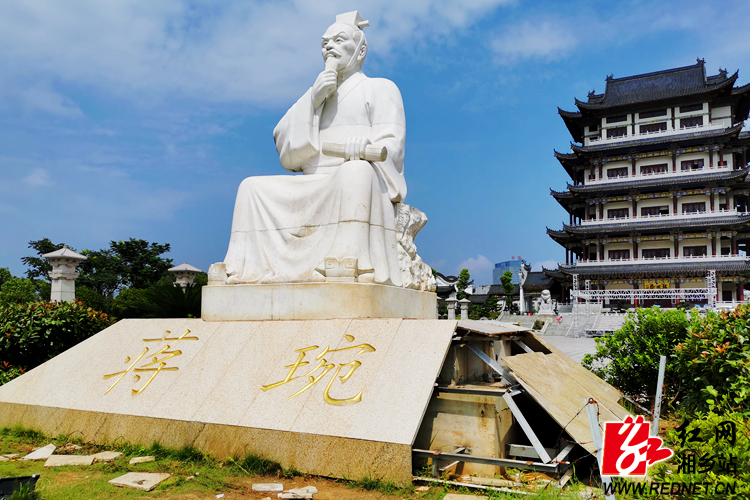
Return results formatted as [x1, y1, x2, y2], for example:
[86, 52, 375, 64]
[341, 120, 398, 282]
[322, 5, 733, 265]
[2, 0, 750, 285]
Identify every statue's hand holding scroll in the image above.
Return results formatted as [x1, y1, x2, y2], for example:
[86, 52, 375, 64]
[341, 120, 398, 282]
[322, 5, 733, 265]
[322, 140, 387, 162]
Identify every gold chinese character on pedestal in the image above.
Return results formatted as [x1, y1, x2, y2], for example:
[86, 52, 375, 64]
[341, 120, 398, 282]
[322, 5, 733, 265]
[103, 329, 198, 395]
[262, 334, 375, 406]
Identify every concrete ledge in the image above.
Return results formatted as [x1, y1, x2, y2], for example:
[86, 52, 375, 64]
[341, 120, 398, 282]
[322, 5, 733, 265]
[0, 402, 412, 485]
[201, 282, 437, 321]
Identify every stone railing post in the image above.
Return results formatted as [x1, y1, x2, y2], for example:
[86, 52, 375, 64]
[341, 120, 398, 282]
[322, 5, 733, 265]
[42, 246, 87, 303]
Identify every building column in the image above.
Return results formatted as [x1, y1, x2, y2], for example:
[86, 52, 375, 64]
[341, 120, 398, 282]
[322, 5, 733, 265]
[673, 195, 678, 214]
[599, 241, 604, 261]
[719, 148, 724, 166]
[565, 248, 569, 265]
[732, 233, 738, 255]
[599, 162, 603, 180]
[709, 149, 714, 169]
[712, 234, 717, 256]
[632, 198, 637, 219]
[633, 281, 639, 307]
[633, 240, 638, 260]
[599, 201, 603, 220]
[631, 157, 636, 176]
[740, 281, 745, 302]
[743, 147, 747, 169]
[583, 246, 588, 262]
[586, 203, 590, 221]
[710, 190, 715, 212]
[674, 236, 679, 258]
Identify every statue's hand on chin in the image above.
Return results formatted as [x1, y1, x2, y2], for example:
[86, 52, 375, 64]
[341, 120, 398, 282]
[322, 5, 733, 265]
[344, 136, 371, 161]
[312, 67, 338, 109]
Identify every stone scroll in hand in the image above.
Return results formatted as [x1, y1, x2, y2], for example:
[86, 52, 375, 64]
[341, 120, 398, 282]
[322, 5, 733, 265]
[322, 142, 388, 162]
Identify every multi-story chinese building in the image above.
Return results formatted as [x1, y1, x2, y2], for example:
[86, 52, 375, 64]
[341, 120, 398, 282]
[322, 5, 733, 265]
[546, 60, 750, 307]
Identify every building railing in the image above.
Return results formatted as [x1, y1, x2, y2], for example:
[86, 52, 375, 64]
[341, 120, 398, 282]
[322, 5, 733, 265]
[579, 208, 747, 226]
[583, 118, 730, 147]
[570, 254, 745, 267]
[584, 162, 730, 186]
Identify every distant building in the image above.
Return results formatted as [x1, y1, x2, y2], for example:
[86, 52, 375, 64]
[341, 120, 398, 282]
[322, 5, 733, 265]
[493, 259, 526, 285]
[547, 59, 750, 307]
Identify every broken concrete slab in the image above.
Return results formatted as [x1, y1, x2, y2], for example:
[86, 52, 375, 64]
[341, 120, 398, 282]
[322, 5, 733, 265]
[278, 486, 318, 499]
[108, 472, 171, 491]
[22, 443, 56, 460]
[56, 443, 82, 453]
[44, 454, 95, 467]
[129, 455, 155, 465]
[92, 451, 123, 462]
[253, 483, 284, 492]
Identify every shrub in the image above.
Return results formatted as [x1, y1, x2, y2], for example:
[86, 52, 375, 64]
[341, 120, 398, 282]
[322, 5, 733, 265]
[650, 411, 750, 499]
[675, 305, 750, 413]
[0, 301, 114, 374]
[582, 307, 689, 408]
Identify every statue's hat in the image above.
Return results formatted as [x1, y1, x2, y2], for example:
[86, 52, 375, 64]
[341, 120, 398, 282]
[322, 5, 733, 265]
[335, 11, 369, 29]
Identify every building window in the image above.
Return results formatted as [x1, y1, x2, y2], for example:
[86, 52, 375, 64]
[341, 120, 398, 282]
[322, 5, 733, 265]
[680, 103, 703, 113]
[639, 122, 667, 134]
[606, 115, 628, 124]
[639, 109, 667, 119]
[721, 246, 731, 256]
[683, 245, 707, 257]
[642, 248, 670, 259]
[607, 126, 627, 138]
[607, 167, 628, 178]
[608, 249, 630, 260]
[607, 208, 629, 219]
[641, 206, 669, 217]
[680, 116, 704, 129]
[588, 124, 599, 133]
[722, 290, 733, 302]
[681, 159, 704, 171]
[682, 202, 706, 214]
[640, 163, 668, 175]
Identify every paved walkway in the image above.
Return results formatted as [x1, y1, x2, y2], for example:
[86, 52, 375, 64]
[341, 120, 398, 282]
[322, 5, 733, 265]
[540, 335, 599, 364]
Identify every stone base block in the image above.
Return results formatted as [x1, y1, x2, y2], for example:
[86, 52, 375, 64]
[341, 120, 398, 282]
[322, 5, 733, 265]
[201, 282, 437, 321]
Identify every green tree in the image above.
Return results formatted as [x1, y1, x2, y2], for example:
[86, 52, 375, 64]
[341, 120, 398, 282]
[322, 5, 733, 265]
[0, 268, 13, 287]
[136, 283, 202, 318]
[500, 270, 514, 311]
[21, 238, 67, 281]
[455, 269, 471, 300]
[582, 307, 689, 409]
[0, 278, 37, 304]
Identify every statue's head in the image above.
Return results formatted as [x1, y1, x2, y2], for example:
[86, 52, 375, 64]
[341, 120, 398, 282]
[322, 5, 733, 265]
[541, 289, 551, 300]
[322, 11, 369, 76]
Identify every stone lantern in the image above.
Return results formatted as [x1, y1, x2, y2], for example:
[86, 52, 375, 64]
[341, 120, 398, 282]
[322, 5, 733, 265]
[42, 246, 87, 303]
[459, 298, 471, 320]
[168, 262, 203, 288]
[445, 297, 458, 320]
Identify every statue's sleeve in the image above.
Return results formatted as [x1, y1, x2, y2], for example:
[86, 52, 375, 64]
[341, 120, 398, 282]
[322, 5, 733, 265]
[273, 88, 320, 172]
[367, 79, 407, 203]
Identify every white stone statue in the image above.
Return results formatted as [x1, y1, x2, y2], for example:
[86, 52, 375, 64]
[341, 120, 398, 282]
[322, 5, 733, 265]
[218, 11, 412, 287]
[538, 289, 555, 315]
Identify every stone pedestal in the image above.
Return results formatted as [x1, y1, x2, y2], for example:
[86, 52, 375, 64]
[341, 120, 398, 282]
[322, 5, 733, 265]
[50, 278, 76, 303]
[202, 283, 437, 321]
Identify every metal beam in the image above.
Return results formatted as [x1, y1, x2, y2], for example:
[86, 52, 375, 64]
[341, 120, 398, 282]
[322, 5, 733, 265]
[553, 441, 576, 463]
[513, 339, 535, 354]
[508, 444, 558, 461]
[412, 449, 562, 474]
[466, 342, 517, 385]
[434, 385, 509, 398]
[585, 398, 615, 500]
[503, 392, 553, 463]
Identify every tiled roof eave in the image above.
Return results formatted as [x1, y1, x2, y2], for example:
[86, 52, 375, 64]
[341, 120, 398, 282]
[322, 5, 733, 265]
[562, 214, 750, 234]
[568, 167, 750, 194]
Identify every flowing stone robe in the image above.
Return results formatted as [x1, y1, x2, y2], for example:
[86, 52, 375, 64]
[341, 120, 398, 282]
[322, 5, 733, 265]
[223, 71, 407, 286]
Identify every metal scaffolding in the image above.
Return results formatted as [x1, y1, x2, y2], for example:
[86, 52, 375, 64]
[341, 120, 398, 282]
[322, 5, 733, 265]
[569, 271, 718, 336]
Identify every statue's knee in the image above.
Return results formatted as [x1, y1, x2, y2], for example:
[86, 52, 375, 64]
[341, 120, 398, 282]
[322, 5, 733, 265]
[337, 160, 375, 185]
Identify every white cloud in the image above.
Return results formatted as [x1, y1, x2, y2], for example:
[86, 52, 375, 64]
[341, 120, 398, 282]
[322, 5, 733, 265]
[457, 254, 494, 284]
[20, 87, 83, 117]
[532, 260, 558, 272]
[491, 20, 578, 64]
[24, 168, 51, 186]
[0, 0, 516, 107]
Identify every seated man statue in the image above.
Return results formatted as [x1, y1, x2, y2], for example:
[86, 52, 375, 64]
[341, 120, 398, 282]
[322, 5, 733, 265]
[218, 11, 409, 287]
